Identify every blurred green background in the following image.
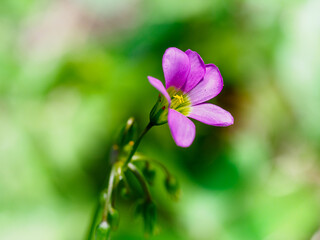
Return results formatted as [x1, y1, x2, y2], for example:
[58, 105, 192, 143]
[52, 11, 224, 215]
[1, 0, 320, 239]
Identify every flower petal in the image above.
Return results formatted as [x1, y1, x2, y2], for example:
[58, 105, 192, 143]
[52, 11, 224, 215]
[162, 47, 190, 90]
[147, 76, 171, 105]
[182, 49, 206, 93]
[188, 103, 234, 126]
[168, 109, 195, 147]
[187, 64, 223, 105]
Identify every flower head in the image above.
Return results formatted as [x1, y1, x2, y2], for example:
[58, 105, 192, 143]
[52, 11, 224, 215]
[148, 47, 234, 147]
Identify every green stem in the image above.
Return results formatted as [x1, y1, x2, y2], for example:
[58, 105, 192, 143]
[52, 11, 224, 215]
[87, 122, 153, 239]
[87, 166, 116, 240]
[128, 163, 151, 201]
[102, 165, 116, 221]
[124, 122, 153, 166]
[132, 157, 171, 177]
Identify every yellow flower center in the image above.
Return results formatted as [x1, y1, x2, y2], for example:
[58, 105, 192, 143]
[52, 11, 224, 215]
[149, 87, 192, 125]
[173, 94, 184, 104]
[167, 87, 191, 116]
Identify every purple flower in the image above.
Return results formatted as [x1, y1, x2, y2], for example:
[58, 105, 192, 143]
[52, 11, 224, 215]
[148, 47, 234, 147]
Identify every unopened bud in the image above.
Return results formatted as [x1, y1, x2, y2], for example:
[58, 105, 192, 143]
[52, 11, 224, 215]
[99, 190, 108, 204]
[118, 117, 137, 148]
[95, 221, 111, 240]
[165, 175, 180, 200]
[143, 165, 156, 185]
[135, 200, 157, 235]
[107, 208, 119, 231]
[120, 187, 130, 199]
[149, 94, 168, 125]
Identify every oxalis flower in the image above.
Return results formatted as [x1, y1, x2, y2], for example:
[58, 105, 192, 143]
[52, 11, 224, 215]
[148, 47, 234, 147]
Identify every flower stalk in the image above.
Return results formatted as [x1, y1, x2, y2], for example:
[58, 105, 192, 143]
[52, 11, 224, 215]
[128, 163, 152, 201]
[124, 122, 153, 166]
[101, 165, 116, 222]
[88, 120, 155, 240]
[132, 155, 171, 178]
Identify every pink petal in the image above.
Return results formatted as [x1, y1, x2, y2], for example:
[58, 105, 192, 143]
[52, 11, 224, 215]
[188, 103, 234, 126]
[147, 76, 171, 105]
[187, 64, 223, 105]
[162, 47, 190, 90]
[168, 109, 196, 147]
[182, 49, 206, 93]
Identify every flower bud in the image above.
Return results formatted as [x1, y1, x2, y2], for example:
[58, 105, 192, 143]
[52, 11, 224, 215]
[135, 200, 157, 235]
[142, 165, 156, 185]
[117, 117, 137, 149]
[107, 208, 119, 231]
[149, 94, 168, 125]
[95, 221, 111, 240]
[99, 190, 108, 204]
[165, 175, 180, 200]
[120, 186, 131, 199]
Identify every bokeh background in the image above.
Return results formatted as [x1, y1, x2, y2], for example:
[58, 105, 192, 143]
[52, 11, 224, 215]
[1, 0, 320, 239]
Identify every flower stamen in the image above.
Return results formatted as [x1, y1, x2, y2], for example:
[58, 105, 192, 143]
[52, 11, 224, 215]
[173, 95, 184, 104]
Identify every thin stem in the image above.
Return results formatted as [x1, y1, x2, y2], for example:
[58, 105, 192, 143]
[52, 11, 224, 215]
[121, 173, 131, 195]
[124, 122, 153, 166]
[132, 157, 171, 177]
[87, 122, 153, 239]
[102, 165, 116, 221]
[87, 166, 116, 240]
[128, 163, 151, 201]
